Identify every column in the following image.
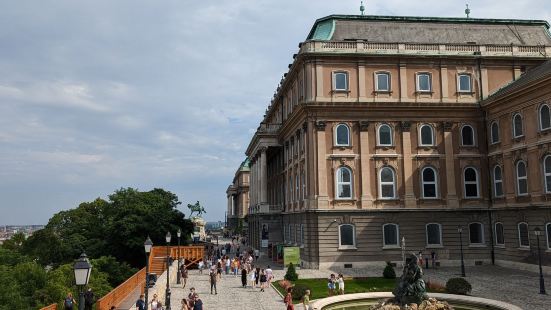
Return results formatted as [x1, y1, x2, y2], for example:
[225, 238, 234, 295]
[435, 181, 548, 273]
[399, 63, 408, 101]
[260, 148, 268, 205]
[315, 121, 329, 208]
[359, 121, 373, 208]
[440, 66, 448, 99]
[401, 122, 416, 208]
[443, 122, 459, 208]
[358, 63, 367, 100]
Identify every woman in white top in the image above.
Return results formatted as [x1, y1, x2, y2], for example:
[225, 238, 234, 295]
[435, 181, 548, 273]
[337, 274, 345, 295]
[249, 267, 256, 288]
[150, 294, 159, 309]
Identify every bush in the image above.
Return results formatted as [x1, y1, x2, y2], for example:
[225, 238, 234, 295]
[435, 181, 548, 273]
[284, 262, 299, 281]
[382, 261, 396, 279]
[292, 283, 310, 300]
[278, 280, 292, 291]
[446, 277, 472, 295]
[426, 279, 446, 293]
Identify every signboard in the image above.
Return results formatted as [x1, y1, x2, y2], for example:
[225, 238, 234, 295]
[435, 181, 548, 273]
[261, 239, 269, 248]
[261, 224, 269, 248]
[283, 246, 300, 267]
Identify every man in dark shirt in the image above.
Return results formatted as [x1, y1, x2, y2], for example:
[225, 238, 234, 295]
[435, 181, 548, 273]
[84, 288, 95, 310]
[209, 269, 217, 294]
[135, 294, 145, 310]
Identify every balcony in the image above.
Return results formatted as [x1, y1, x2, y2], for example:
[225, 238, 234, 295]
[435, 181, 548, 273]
[249, 204, 283, 214]
[299, 41, 550, 58]
[258, 123, 281, 135]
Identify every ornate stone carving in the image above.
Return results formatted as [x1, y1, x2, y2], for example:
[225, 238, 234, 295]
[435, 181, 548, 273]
[359, 120, 370, 131]
[442, 121, 453, 132]
[400, 121, 411, 132]
[302, 122, 308, 130]
[315, 120, 326, 130]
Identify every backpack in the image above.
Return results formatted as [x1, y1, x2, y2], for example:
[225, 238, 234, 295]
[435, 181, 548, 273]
[64, 298, 73, 308]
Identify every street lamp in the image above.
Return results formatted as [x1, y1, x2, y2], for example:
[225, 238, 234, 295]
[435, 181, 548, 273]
[144, 236, 153, 310]
[165, 231, 172, 310]
[73, 253, 92, 310]
[458, 227, 466, 277]
[176, 229, 181, 284]
[534, 227, 546, 294]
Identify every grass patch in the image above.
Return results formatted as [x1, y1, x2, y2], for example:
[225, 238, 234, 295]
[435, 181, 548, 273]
[273, 278, 396, 302]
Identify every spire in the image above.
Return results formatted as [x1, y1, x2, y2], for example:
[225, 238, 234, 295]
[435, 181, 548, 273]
[465, 4, 471, 18]
[360, 1, 365, 16]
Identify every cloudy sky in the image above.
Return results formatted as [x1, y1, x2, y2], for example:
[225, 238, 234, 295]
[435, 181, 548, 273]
[1, 1, 550, 224]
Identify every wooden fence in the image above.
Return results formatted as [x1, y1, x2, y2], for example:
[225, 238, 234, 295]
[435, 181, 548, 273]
[95, 267, 146, 310]
[39, 304, 57, 310]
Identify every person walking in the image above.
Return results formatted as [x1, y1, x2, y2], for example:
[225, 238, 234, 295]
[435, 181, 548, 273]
[259, 269, 267, 292]
[180, 298, 190, 310]
[241, 267, 247, 287]
[337, 274, 345, 295]
[136, 294, 146, 310]
[266, 265, 273, 287]
[284, 287, 294, 310]
[225, 256, 231, 274]
[198, 259, 204, 274]
[209, 268, 218, 294]
[181, 264, 189, 288]
[255, 267, 260, 287]
[64, 292, 76, 310]
[249, 266, 256, 288]
[327, 274, 336, 296]
[302, 289, 311, 310]
[84, 288, 95, 310]
[150, 293, 159, 310]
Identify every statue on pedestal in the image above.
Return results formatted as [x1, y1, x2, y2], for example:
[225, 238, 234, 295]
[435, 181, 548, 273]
[392, 254, 428, 306]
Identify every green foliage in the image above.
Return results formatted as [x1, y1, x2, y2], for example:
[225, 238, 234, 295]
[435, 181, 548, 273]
[22, 188, 193, 268]
[0, 246, 30, 266]
[383, 261, 396, 279]
[292, 283, 310, 300]
[1, 232, 26, 251]
[91, 256, 137, 287]
[284, 262, 299, 281]
[446, 277, 472, 295]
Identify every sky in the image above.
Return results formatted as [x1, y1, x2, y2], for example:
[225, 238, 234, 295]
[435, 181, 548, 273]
[0, 1, 550, 224]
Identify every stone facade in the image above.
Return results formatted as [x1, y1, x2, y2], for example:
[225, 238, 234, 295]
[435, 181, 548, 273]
[226, 159, 250, 233]
[235, 15, 551, 271]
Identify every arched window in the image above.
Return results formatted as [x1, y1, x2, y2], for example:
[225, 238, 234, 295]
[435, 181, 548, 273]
[379, 166, 396, 199]
[383, 224, 399, 247]
[335, 124, 350, 146]
[469, 222, 485, 245]
[490, 121, 500, 144]
[493, 166, 504, 198]
[512, 113, 523, 138]
[464, 167, 479, 198]
[540, 104, 551, 130]
[546, 223, 551, 250]
[336, 167, 352, 199]
[419, 124, 434, 146]
[543, 155, 551, 193]
[378, 124, 393, 146]
[421, 166, 438, 198]
[426, 223, 442, 246]
[339, 224, 356, 248]
[518, 222, 529, 247]
[495, 222, 505, 246]
[516, 161, 528, 196]
[461, 125, 475, 146]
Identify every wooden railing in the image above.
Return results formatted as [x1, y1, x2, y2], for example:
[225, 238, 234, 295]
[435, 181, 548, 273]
[95, 267, 146, 310]
[150, 245, 204, 264]
[39, 304, 57, 310]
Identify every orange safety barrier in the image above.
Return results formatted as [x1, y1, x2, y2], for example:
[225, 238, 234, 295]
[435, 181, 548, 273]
[39, 304, 57, 310]
[95, 267, 146, 310]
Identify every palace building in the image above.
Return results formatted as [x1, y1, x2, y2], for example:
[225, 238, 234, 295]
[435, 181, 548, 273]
[227, 15, 551, 271]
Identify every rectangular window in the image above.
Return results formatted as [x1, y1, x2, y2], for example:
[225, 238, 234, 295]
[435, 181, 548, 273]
[458, 74, 472, 92]
[469, 223, 484, 245]
[333, 72, 348, 91]
[426, 224, 442, 246]
[416, 73, 431, 92]
[375, 72, 390, 91]
[300, 224, 305, 245]
[383, 224, 399, 247]
[495, 223, 505, 246]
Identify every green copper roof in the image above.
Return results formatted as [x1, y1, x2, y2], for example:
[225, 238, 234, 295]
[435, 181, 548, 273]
[239, 158, 251, 171]
[311, 19, 335, 40]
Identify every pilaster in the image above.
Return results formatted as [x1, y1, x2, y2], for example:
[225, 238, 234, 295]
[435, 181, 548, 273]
[315, 121, 329, 208]
[359, 121, 373, 208]
[401, 121, 416, 208]
[443, 122, 459, 208]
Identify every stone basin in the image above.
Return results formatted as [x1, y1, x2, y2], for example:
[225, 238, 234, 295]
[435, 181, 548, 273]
[309, 292, 522, 310]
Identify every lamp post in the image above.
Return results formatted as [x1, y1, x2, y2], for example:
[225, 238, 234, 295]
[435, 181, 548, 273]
[458, 227, 466, 277]
[165, 231, 172, 310]
[534, 227, 546, 294]
[144, 236, 153, 310]
[73, 253, 92, 310]
[176, 229, 182, 284]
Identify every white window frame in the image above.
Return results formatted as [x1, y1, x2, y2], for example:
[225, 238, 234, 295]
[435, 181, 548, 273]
[490, 121, 500, 144]
[546, 223, 551, 250]
[468, 222, 485, 246]
[495, 222, 505, 246]
[416, 72, 432, 92]
[457, 73, 472, 93]
[463, 167, 480, 199]
[335, 123, 351, 146]
[382, 223, 400, 248]
[379, 166, 396, 199]
[543, 155, 551, 193]
[377, 124, 393, 146]
[338, 224, 356, 249]
[516, 161, 528, 196]
[421, 166, 438, 199]
[539, 104, 551, 131]
[333, 71, 348, 91]
[426, 223, 443, 247]
[336, 166, 353, 199]
[518, 222, 530, 248]
[419, 124, 435, 146]
[375, 72, 391, 92]
[461, 124, 475, 146]
[493, 165, 504, 198]
[512, 113, 524, 138]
